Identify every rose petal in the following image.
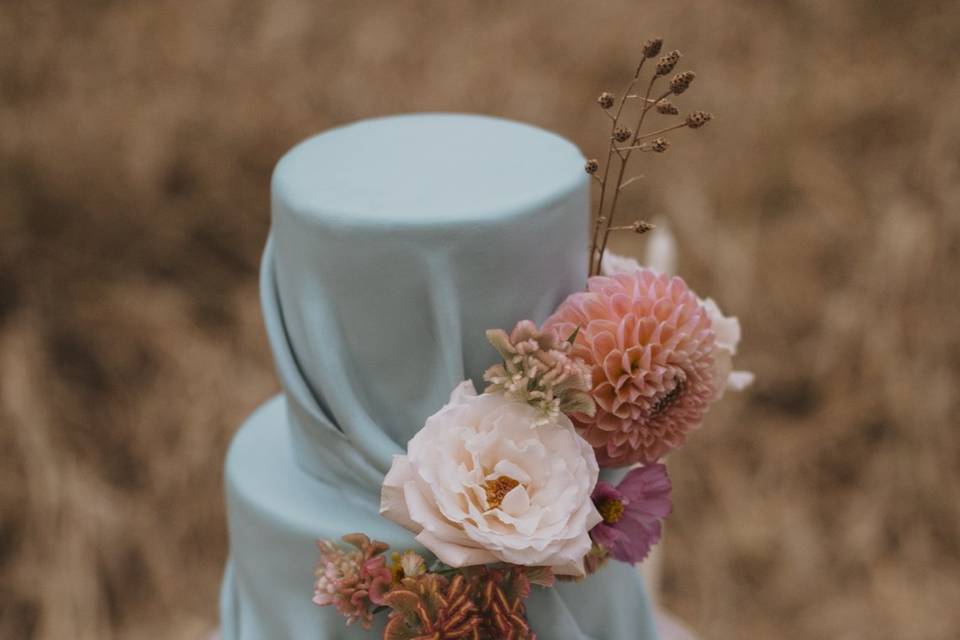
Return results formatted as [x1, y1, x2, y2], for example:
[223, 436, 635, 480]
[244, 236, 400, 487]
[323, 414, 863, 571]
[415, 530, 498, 567]
[379, 456, 420, 532]
[499, 485, 530, 517]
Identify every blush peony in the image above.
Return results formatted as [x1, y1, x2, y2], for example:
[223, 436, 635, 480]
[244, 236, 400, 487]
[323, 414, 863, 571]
[380, 381, 601, 576]
[545, 268, 718, 466]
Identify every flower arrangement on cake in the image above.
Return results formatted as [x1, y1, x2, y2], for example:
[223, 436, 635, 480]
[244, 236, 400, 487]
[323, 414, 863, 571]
[312, 38, 752, 638]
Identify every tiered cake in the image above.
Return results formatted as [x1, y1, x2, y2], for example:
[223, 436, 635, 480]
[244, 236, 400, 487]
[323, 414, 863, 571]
[219, 114, 660, 639]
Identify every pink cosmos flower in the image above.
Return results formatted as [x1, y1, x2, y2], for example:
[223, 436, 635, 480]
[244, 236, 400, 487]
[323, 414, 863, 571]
[545, 268, 717, 466]
[589, 463, 672, 564]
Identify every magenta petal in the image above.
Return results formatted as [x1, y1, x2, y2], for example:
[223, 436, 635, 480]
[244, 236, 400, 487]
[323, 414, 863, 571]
[589, 523, 619, 548]
[609, 517, 660, 563]
[589, 463, 672, 565]
[630, 496, 672, 520]
[618, 464, 671, 501]
[617, 512, 662, 545]
[591, 480, 621, 503]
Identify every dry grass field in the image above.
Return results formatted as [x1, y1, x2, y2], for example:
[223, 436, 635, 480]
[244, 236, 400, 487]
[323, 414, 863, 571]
[2, 1, 959, 638]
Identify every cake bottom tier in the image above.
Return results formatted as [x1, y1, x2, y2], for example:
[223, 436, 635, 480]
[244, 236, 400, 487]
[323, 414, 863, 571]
[219, 395, 661, 639]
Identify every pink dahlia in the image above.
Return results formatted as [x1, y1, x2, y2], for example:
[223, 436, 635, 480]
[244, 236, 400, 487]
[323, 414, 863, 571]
[544, 269, 717, 466]
[590, 463, 672, 563]
[313, 533, 393, 628]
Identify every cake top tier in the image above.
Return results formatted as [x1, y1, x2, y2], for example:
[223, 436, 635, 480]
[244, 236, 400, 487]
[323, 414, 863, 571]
[273, 113, 585, 225]
[264, 113, 588, 485]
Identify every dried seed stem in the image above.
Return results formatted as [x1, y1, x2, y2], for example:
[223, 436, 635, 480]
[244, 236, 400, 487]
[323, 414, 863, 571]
[588, 58, 649, 273]
[594, 73, 664, 275]
[632, 122, 688, 141]
[586, 41, 710, 278]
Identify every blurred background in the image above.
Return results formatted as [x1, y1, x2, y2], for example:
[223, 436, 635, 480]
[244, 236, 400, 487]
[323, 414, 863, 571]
[2, 1, 958, 638]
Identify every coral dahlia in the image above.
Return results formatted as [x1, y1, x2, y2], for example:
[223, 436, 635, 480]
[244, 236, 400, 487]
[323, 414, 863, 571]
[545, 268, 717, 465]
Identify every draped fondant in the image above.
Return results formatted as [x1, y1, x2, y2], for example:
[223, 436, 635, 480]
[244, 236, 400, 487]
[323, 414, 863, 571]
[219, 114, 660, 639]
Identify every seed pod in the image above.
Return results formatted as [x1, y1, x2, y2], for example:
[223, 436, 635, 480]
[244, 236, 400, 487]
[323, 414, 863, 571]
[642, 38, 663, 58]
[597, 92, 615, 109]
[656, 100, 679, 115]
[613, 126, 633, 143]
[670, 71, 696, 95]
[685, 111, 713, 129]
[585, 159, 600, 174]
[656, 50, 681, 76]
[651, 138, 670, 153]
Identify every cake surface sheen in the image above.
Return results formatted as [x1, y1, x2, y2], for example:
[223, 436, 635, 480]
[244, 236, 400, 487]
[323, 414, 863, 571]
[219, 114, 660, 639]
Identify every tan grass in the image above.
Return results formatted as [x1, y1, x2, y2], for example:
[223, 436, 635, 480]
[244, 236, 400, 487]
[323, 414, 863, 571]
[1, 1, 959, 638]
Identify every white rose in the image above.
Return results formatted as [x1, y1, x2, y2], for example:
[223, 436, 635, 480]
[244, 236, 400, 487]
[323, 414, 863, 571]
[380, 381, 601, 576]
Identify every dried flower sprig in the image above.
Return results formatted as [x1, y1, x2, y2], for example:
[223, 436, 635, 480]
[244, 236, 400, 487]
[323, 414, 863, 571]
[587, 39, 713, 276]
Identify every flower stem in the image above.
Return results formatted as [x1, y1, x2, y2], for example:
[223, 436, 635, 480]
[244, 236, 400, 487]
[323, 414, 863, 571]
[588, 59, 647, 276]
[594, 74, 661, 275]
[632, 122, 687, 141]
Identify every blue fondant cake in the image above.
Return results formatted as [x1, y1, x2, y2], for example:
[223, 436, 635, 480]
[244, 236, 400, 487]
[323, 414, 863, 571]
[219, 114, 659, 639]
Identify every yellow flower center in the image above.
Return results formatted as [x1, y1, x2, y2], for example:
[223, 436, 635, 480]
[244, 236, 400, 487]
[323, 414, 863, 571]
[389, 552, 404, 584]
[484, 476, 520, 509]
[597, 498, 625, 524]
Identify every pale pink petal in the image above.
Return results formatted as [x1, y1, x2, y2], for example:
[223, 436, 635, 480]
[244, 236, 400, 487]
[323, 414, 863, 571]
[379, 456, 420, 532]
[415, 530, 498, 567]
[728, 370, 755, 391]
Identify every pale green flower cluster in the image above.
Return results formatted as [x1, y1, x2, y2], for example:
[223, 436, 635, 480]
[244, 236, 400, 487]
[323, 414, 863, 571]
[483, 320, 596, 425]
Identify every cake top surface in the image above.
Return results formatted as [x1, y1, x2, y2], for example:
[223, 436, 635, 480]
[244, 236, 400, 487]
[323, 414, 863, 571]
[273, 113, 585, 225]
